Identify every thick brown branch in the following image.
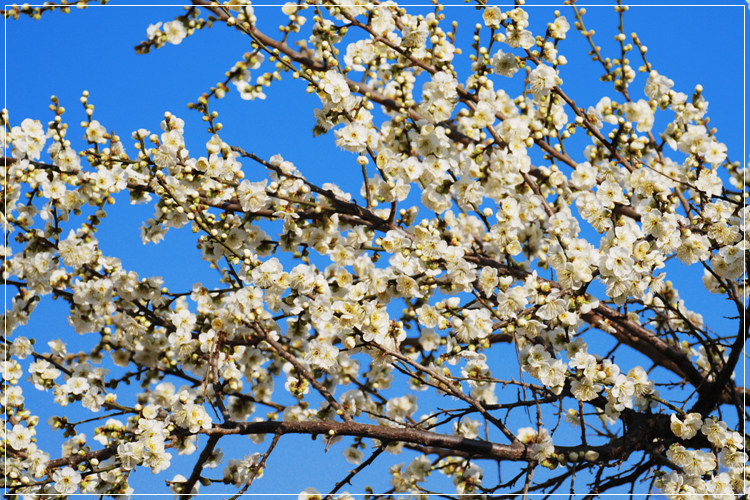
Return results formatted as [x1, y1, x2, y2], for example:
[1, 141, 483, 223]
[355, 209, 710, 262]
[204, 417, 648, 465]
[691, 314, 749, 415]
[182, 434, 220, 498]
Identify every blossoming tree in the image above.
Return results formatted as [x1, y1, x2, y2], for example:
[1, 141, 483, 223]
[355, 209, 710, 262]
[2, 0, 747, 497]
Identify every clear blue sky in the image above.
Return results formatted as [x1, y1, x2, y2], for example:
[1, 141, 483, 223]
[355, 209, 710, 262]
[5, 1, 747, 496]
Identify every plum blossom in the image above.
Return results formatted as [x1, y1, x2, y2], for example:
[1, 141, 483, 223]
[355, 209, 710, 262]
[236, 179, 269, 212]
[163, 20, 187, 45]
[492, 50, 519, 77]
[644, 71, 674, 99]
[528, 64, 558, 97]
[53, 467, 82, 494]
[319, 70, 350, 104]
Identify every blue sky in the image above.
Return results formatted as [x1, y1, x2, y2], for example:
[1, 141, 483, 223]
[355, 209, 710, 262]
[4, 1, 748, 496]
